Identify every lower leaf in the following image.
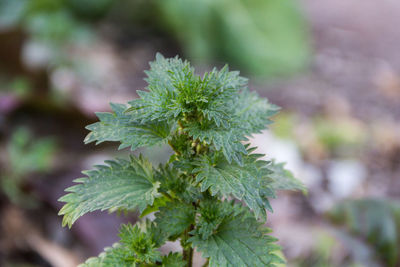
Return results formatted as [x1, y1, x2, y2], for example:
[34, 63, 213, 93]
[189, 201, 283, 267]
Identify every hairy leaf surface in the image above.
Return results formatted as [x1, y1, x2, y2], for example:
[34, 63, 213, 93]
[267, 161, 306, 193]
[59, 156, 159, 227]
[184, 122, 247, 165]
[189, 201, 282, 267]
[159, 253, 186, 267]
[155, 201, 196, 240]
[80, 223, 162, 267]
[192, 149, 274, 219]
[84, 103, 173, 150]
[234, 90, 280, 136]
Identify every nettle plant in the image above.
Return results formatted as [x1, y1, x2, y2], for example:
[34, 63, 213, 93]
[59, 54, 305, 266]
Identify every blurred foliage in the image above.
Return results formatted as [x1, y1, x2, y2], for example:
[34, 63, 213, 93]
[270, 112, 297, 139]
[1, 76, 32, 96]
[313, 117, 366, 152]
[1, 0, 310, 78]
[7, 127, 56, 175]
[0, 127, 56, 207]
[64, 0, 113, 20]
[328, 199, 400, 267]
[0, 0, 93, 42]
[0, 0, 93, 70]
[295, 230, 340, 267]
[155, 0, 310, 77]
[271, 112, 367, 159]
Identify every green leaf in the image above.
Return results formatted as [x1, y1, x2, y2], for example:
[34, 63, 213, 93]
[160, 253, 186, 267]
[127, 53, 195, 123]
[267, 161, 306, 194]
[58, 156, 160, 227]
[234, 90, 280, 136]
[184, 121, 247, 165]
[139, 195, 170, 218]
[128, 54, 246, 126]
[184, 89, 278, 165]
[155, 163, 202, 203]
[84, 103, 173, 150]
[80, 223, 161, 267]
[125, 54, 279, 165]
[119, 223, 161, 263]
[194, 199, 236, 240]
[78, 243, 119, 267]
[155, 201, 196, 240]
[192, 149, 274, 220]
[189, 201, 283, 267]
[193, 65, 247, 128]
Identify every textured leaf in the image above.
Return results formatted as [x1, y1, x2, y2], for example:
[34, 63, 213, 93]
[160, 253, 186, 267]
[84, 103, 173, 150]
[126, 54, 273, 165]
[155, 163, 202, 203]
[192, 149, 274, 220]
[80, 223, 161, 267]
[128, 54, 247, 126]
[193, 65, 247, 127]
[183, 89, 279, 165]
[184, 122, 247, 165]
[127, 54, 195, 122]
[59, 156, 160, 227]
[155, 201, 196, 240]
[78, 243, 119, 267]
[267, 161, 306, 194]
[235, 90, 280, 136]
[189, 201, 283, 267]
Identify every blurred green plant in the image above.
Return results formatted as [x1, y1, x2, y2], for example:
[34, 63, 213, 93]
[294, 230, 338, 267]
[328, 199, 400, 267]
[270, 112, 297, 139]
[314, 117, 366, 153]
[155, 0, 310, 77]
[2, 0, 91, 39]
[0, 127, 56, 207]
[64, 0, 114, 20]
[0, 0, 93, 68]
[1, 0, 310, 78]
[0, 76, 33, 97]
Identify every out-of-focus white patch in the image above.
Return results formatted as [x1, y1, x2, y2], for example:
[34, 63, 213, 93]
[251, 131, 301, 174]
[51, 68, 77, 94]
[327, 159, 366, 198]
[22, 41, 52, 69]
[82, 153, 113, 170]
[250, 131, 322, 188]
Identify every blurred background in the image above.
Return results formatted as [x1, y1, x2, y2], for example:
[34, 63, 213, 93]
[0, 0, 399, 266]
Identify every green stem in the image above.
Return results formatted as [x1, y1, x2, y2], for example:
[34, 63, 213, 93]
[182, 226, 194, 267]
[182, 201, 196, 267]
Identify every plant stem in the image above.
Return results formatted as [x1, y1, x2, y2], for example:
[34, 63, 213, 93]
[187, 246, 193, 267]
[182, 226, 194, 267]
